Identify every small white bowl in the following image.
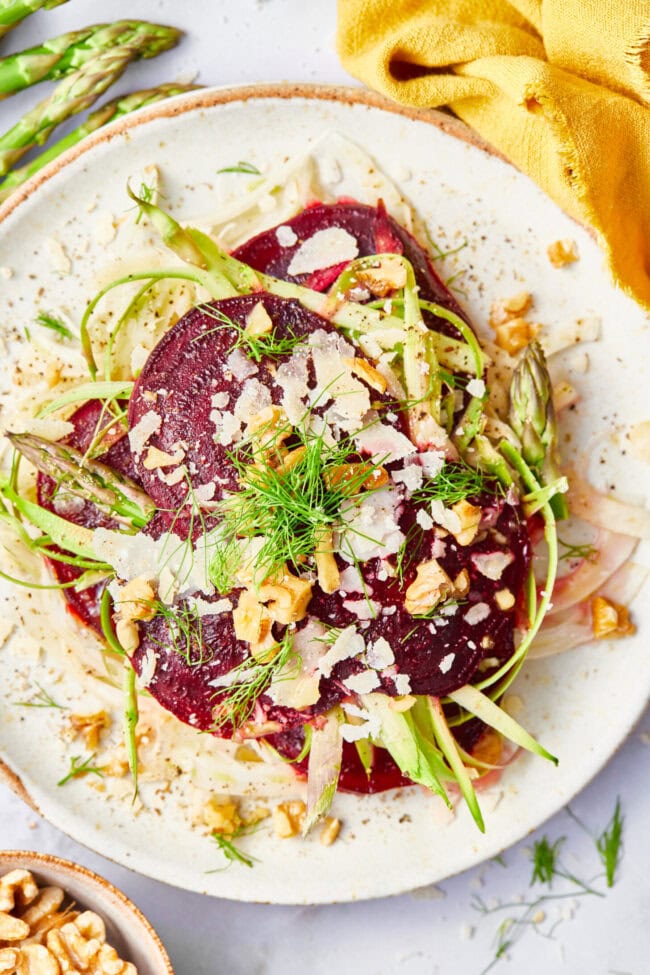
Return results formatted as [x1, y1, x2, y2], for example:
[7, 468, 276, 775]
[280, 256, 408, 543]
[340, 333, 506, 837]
[0, 851, 173, 975]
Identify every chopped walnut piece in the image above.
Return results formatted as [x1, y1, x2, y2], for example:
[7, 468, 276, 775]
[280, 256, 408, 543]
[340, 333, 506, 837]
[355, 255, 407, 296]
[16, 944, 59, 975]
[233, 589, 274, 646]
[494, 588, 515, 611]
[450, 499, 482, 546]
[0, 949, 19, 973]
[404, 559, 455, 616]
[591, 596, 636, 639]
[346, 357, 388, 393]
[0, 911, 30, 941]
[113, 577, 156, 654]
[18, 888, 65, 934]
[241, 806, 271, 828]
[494, 317, 540, 355]
[315, 530, 340, 594]
[67, 712, 111, 751]
[323, 461, 388, 491]
[203, 797, 242, 836]
[489, 291, 532, 327]
[273, 800, 307, 838]
[0, 871, 38, 912]
[258, 568, 313, 624]
[245, 405, 290, 453]
[547, 239, 579, 267]
[320, 817, 342, 846]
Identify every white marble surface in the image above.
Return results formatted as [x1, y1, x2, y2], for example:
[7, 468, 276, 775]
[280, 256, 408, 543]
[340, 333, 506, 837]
[1, 1, 649, 972]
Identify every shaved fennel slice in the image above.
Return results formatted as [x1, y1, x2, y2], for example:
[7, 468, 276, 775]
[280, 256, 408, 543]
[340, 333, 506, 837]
[549, 529, 638, 616]
[530, 561, 649, 659]
[303, 710, 343, 834]
[207, 132, 418, 252]
[567, 468, 650, 539]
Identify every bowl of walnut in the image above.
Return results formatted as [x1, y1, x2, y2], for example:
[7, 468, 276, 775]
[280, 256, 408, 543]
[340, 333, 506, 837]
[0, 852, 173, 975]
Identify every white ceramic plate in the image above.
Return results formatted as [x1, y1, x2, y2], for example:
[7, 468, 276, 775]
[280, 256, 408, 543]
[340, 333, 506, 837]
[0, 85, 648, 904]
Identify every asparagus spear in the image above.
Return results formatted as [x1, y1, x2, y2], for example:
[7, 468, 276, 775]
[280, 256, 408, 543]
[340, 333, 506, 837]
[7, 432, 156, 529]
[0, 83, 199, 202]
[0, 25, 182, 176]
[508, 341, 568, 518]
[0, 21, 183, 97]
[0, 0, 68, 40]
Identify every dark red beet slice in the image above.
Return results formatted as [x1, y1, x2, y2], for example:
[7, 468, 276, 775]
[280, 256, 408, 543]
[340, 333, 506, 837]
[232, 202, 467, 336]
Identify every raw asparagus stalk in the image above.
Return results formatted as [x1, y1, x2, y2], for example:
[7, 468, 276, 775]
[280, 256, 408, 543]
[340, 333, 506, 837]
[0, 83, 199, 202]
[508, 341, 568, 518]
[0, 20, 183, 97]
[7, 432, 156, 528]
[0, 0, 68, 40]
[0, 25, 182, 176]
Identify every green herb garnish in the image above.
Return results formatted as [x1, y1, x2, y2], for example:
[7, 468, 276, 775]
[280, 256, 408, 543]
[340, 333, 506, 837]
[216, 160, 261, 175]
[15, 681, 65, 709]
[57, 753, 105, 787]
[208, 826, 260, 869]
[211, 629, 296, 732]
[193, 304, 306, 362]
[412, 461, 495, 507]
[210, 421, 386, 588]
[558, 537, 598, 563]
[596, 798, 624, 887]
[35, 312, 75, 340]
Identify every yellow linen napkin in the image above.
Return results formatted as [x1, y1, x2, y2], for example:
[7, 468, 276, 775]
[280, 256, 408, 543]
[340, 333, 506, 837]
[337, 0, 650, 309]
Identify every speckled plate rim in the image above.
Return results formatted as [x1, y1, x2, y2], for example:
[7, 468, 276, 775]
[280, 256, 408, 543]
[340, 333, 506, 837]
[0, 82, 648, 904]
[0, 850, 174, 973]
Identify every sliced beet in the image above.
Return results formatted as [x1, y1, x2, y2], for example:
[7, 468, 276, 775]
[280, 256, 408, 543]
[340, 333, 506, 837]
[232, 202, 467, 336]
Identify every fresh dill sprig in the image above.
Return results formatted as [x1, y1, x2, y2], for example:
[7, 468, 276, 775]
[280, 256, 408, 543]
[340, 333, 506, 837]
[566, 797, 625, 888]
[15, 681, 66, 709]
[426, 232, 469, 263]
[57, 753, 105, 787]
[150, 600, 213, 668]
[210, 422, 385, 589]
[476, 799, 624, 972]
[596, 798, 624, 887]
[211, 629, 296, 732]
[135, 180, 156, 223]
[194, 304, 306, 363]
[558, 537, 598, 563]
[208, 825, 260, 869]
[35, 312, 75, 341]
[530, 835, 565, 886]
[412, 462, 496, 507]
[216, 160, 261, 175]
[394, 521, 425, 584]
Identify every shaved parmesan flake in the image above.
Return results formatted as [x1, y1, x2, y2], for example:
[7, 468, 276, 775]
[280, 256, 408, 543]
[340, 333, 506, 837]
[466, 378, 486, 398]
[465, 602, 491, 625]
[438, 652, 455, 674]
[287, 227, 359, 276]
[471, 551, 514, 580]
[393, 673, 412, 695]
[128, 410, 161, 458]
[317, 625, 364, 678]
[355, 422, 416, 464]
[343, 670, 381, 694]
[366, 637, 395, 670]
[391, 463, 424, 493]
[276, 225, 298, 247]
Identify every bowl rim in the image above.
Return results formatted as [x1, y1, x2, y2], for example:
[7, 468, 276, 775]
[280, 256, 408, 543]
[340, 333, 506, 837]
[0, 850, 174, 973]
